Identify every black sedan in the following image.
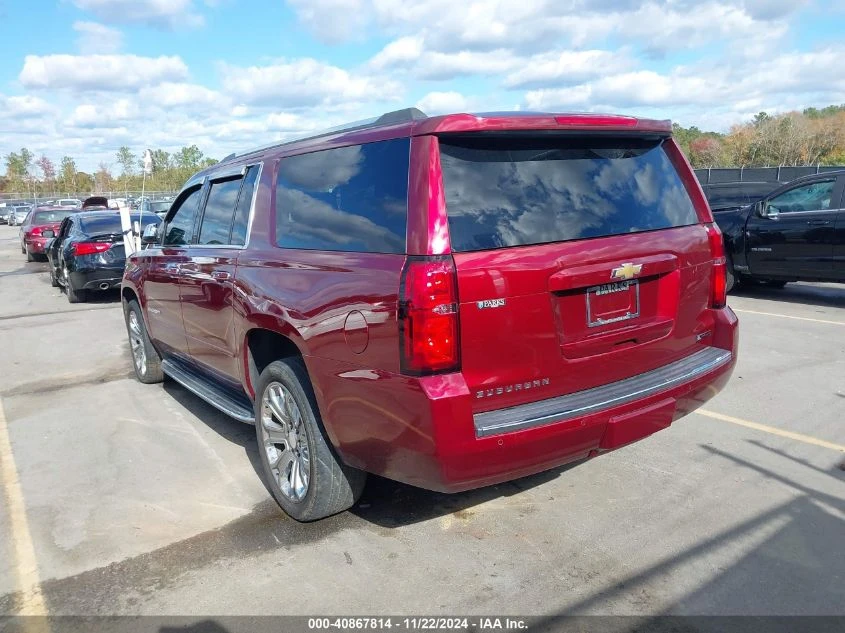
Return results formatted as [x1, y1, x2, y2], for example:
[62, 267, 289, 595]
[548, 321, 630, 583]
[45, 210, 161, 303]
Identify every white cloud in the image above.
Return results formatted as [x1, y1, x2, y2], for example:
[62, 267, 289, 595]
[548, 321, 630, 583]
[139, 82, 225, 108]
[416, 91, 469, 114]
[218, 58, 402, 107]
[740, 0, 809, 19]
[66, 98, 140, 128]
[73, 21, 123, 54]
[504, 49, 634, 89]
[0, 95, 56, 118]
[19, 54, 189, 91]
[369, 36, 423, 69]
[524, 46, 845, 119]
[70, 0, 204, 29]
[286, 0, 370, 43]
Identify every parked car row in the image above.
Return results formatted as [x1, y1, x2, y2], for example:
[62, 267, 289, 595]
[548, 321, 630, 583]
[5, 204, 33, 226]
[10, 196, 161, 302]
[46, 209, 161, 302]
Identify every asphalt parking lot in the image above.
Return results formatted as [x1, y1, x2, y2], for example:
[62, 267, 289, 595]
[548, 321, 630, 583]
[0, 223, 843, 619]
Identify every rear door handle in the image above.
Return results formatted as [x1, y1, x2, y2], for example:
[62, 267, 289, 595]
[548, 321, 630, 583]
[806, 220, 830, 225]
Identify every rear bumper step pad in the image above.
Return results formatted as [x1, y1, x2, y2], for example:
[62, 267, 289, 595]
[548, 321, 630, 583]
[474, 347, 732, 438]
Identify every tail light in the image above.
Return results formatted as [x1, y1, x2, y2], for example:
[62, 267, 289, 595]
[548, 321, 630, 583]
[705, 223, 727, 309]
[398, 256, 460, 375]
[72, 242, 111, 256]
[31, 226, 44, 237]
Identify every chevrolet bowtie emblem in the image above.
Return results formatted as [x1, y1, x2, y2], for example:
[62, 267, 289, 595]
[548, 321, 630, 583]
[611, 262, 642, 281]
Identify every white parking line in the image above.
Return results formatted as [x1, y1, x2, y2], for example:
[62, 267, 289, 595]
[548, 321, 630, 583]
[732, 308, 844, 326]
[698, 408, 845, 453]
[0, 397, 47, 616]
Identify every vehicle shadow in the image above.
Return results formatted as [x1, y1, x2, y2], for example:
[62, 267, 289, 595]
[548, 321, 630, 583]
[80, 288, 122, 304]
[730, 282, 845, 309]
[530, 439, 845, 624]
[161, 380, 580, 529]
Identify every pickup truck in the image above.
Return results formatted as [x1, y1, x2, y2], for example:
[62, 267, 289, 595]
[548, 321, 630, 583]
[715, 171, 845, 290]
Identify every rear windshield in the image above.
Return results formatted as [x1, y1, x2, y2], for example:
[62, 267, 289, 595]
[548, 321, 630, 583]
[32, 209, 74, 223]
[439, 135, 699, 252]
[80, 214, 161, 235]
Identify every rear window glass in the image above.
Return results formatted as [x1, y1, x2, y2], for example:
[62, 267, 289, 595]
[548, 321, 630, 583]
[275, 138, 409, 253]
[81, 214, 161, 235]
[439, 136, 699, 252]
[32, 210, 74, 223]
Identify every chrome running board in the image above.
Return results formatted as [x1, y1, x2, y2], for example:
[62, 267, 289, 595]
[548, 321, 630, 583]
[161, 359, 254, 424]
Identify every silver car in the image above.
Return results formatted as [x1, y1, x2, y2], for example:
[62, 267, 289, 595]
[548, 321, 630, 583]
[8, 206, 32, 226]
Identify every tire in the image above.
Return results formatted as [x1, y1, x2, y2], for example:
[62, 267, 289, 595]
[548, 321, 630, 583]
[123, 299, 164, 384]
[65, 274, 87, 303]
[49, 266, 60, 287]
[21, 243, 26, 254]
[725, 258, 736, 293]
[255, 358, 366, 521]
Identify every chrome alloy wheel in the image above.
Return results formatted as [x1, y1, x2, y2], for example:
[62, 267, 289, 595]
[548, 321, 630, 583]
[260, 382, 311, 502]
[127, 311, 147, 375]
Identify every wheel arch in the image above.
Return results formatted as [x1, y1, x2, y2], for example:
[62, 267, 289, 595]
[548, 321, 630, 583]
[242, 325, 307, 401]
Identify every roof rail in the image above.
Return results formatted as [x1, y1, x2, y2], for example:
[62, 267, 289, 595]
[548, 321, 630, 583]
[219, 107, 427, 164]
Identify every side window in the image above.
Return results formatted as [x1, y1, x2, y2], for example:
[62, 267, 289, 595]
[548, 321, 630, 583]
[164, 187, 202, 246]
[275, 138, 409, 253]
[199, 177, 243, 245]
[231, 165, 259, 246]
[768, 181, 835, 213]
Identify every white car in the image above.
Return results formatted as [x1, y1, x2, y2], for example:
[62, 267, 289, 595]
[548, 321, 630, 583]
[58, 198, 82, 208]
[108, 198, 129, 210]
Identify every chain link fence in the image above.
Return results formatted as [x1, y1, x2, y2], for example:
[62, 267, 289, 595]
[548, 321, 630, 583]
[694, 165, 845, 184]
[0, 190, 178, 205]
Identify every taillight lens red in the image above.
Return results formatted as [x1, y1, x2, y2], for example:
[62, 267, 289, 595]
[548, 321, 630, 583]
[30, 226, 43, 237]
[399, 256, 460, 375]
[705, 223, 727, 309]
[72, 242, 111, 256]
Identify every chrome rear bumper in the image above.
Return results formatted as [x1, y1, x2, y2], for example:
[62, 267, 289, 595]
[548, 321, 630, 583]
[473, 347, 732, 438]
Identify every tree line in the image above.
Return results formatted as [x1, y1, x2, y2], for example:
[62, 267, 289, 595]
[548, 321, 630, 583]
[1, 145, 218, 197]
[4, 104, 845, 195]
[674, 104, 845, 169]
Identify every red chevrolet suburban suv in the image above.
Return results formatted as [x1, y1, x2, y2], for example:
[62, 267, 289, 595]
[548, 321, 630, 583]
[122, 109, 738, 521]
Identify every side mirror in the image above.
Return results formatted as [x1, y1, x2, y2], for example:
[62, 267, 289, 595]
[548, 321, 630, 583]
[141, 223, 159, 245]
[42, 229, 55, 238]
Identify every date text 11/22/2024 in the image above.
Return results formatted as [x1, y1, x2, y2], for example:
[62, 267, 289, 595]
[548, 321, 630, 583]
[307, 618, 529, 630]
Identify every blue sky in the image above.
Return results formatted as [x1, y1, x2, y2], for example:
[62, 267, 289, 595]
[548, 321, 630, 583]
[1, 0, 844, 172]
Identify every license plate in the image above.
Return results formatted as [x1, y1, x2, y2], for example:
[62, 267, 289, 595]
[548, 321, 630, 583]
[586, 280, 639, 327]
